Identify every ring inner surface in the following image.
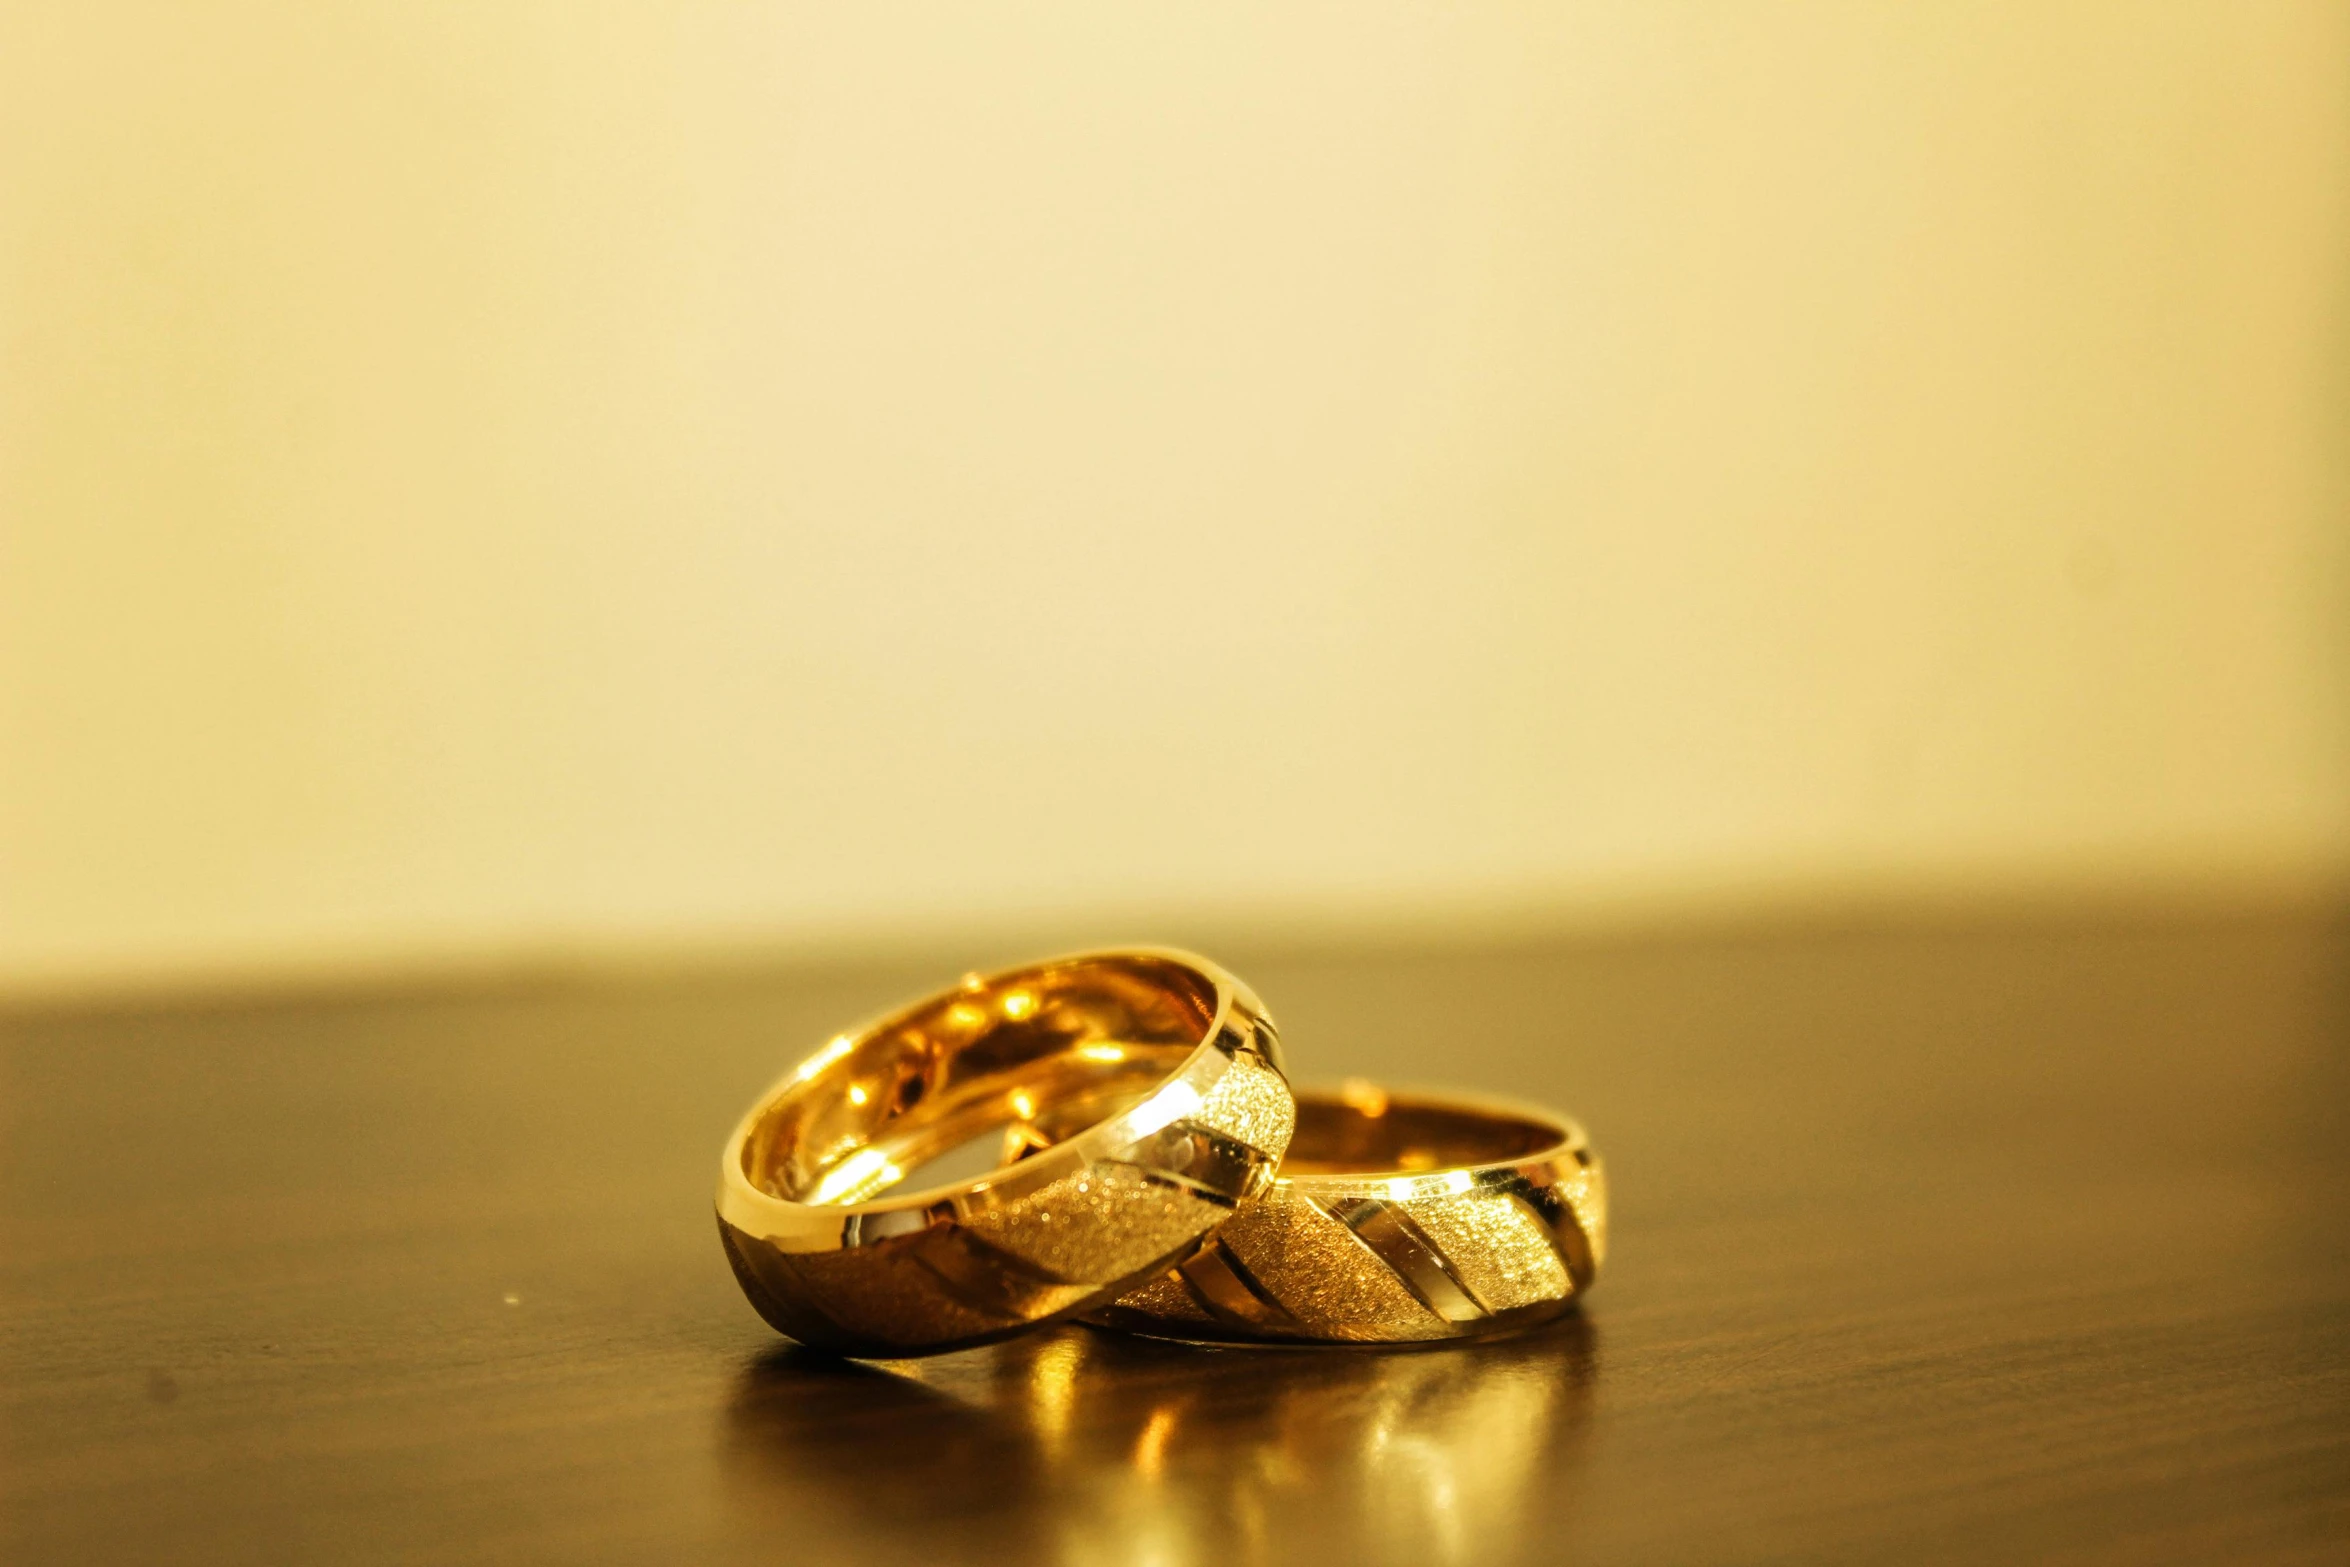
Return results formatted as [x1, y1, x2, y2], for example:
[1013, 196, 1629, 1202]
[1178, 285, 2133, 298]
[1276, 1094, 1562, 1177]
[741, 954, 1218, 1205]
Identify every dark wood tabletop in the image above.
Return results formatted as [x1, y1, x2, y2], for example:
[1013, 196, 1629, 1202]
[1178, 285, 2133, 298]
[5, 903, 2346, 1565]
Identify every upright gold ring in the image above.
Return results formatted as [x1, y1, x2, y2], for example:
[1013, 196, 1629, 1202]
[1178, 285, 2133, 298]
[717, 949, 1296, 1357]
[1088, 1082, 1603, 1344]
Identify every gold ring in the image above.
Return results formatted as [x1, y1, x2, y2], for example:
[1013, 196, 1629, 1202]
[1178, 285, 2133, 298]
[716, 949, 1296, 1357]
[1087, 1081, 1603, 1344]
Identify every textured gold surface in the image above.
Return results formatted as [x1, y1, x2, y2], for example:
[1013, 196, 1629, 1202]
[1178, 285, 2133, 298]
[1398, 1188, 1571, 1313]
[1215, 1190, 1450, 1342]
[960, 1164, 1225, 1284]
[1106, 1266, 1218, 1325]
[1188, 1051, 1297, 1158]
[1093, 1085, 1600, 1345]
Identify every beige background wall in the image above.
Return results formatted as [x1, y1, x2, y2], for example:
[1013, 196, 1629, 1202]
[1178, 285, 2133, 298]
[4, 3, 2347, 996]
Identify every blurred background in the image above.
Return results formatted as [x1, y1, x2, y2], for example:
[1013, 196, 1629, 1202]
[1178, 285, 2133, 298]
[3, 1, 2345, 1003]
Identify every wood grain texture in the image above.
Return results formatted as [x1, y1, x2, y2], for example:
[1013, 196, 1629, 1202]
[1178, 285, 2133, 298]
[5, 907, 2346, 1565]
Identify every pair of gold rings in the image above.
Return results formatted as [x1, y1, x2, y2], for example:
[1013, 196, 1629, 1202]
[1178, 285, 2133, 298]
[716, 949, 1605, 1357]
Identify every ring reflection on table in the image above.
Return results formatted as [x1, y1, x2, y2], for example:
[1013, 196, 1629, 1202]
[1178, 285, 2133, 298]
[724, 1320, 1599, 1566]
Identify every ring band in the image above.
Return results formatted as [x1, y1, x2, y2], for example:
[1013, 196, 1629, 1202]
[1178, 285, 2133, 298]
[716, 949, 1296, 1357]
[1086, 1081, 1603, 1345]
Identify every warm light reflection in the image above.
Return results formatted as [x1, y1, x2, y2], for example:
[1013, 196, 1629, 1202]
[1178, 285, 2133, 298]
[806, 1146, 903, 1205]
[1132, 1403, 1178, 1480]
[724, 1319, 1596, 1566]
[794, 1035, 855, 1082]
[1076, 1044, 1127, 1064]
[1024, 1332, 1085, 1461]
[1122, 1081, 1204, 1138]
[1000, 989, 1037, 1020]
[846, 1084, 869, 1106]
[1009, 1088, 1037, 1121]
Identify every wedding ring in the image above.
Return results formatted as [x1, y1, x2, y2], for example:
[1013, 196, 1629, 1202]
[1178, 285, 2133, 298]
[1088, 1082, 1602, 1344]
[717, 950, 1296, 1357]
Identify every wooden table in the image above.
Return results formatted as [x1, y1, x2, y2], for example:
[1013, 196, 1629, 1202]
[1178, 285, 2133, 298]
[6, 906, 2346, 1564]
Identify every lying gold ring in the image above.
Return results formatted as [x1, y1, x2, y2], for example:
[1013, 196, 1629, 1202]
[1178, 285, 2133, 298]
[716, 949, 1295, 1357]
[1088, 1081, 1603, 1345]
